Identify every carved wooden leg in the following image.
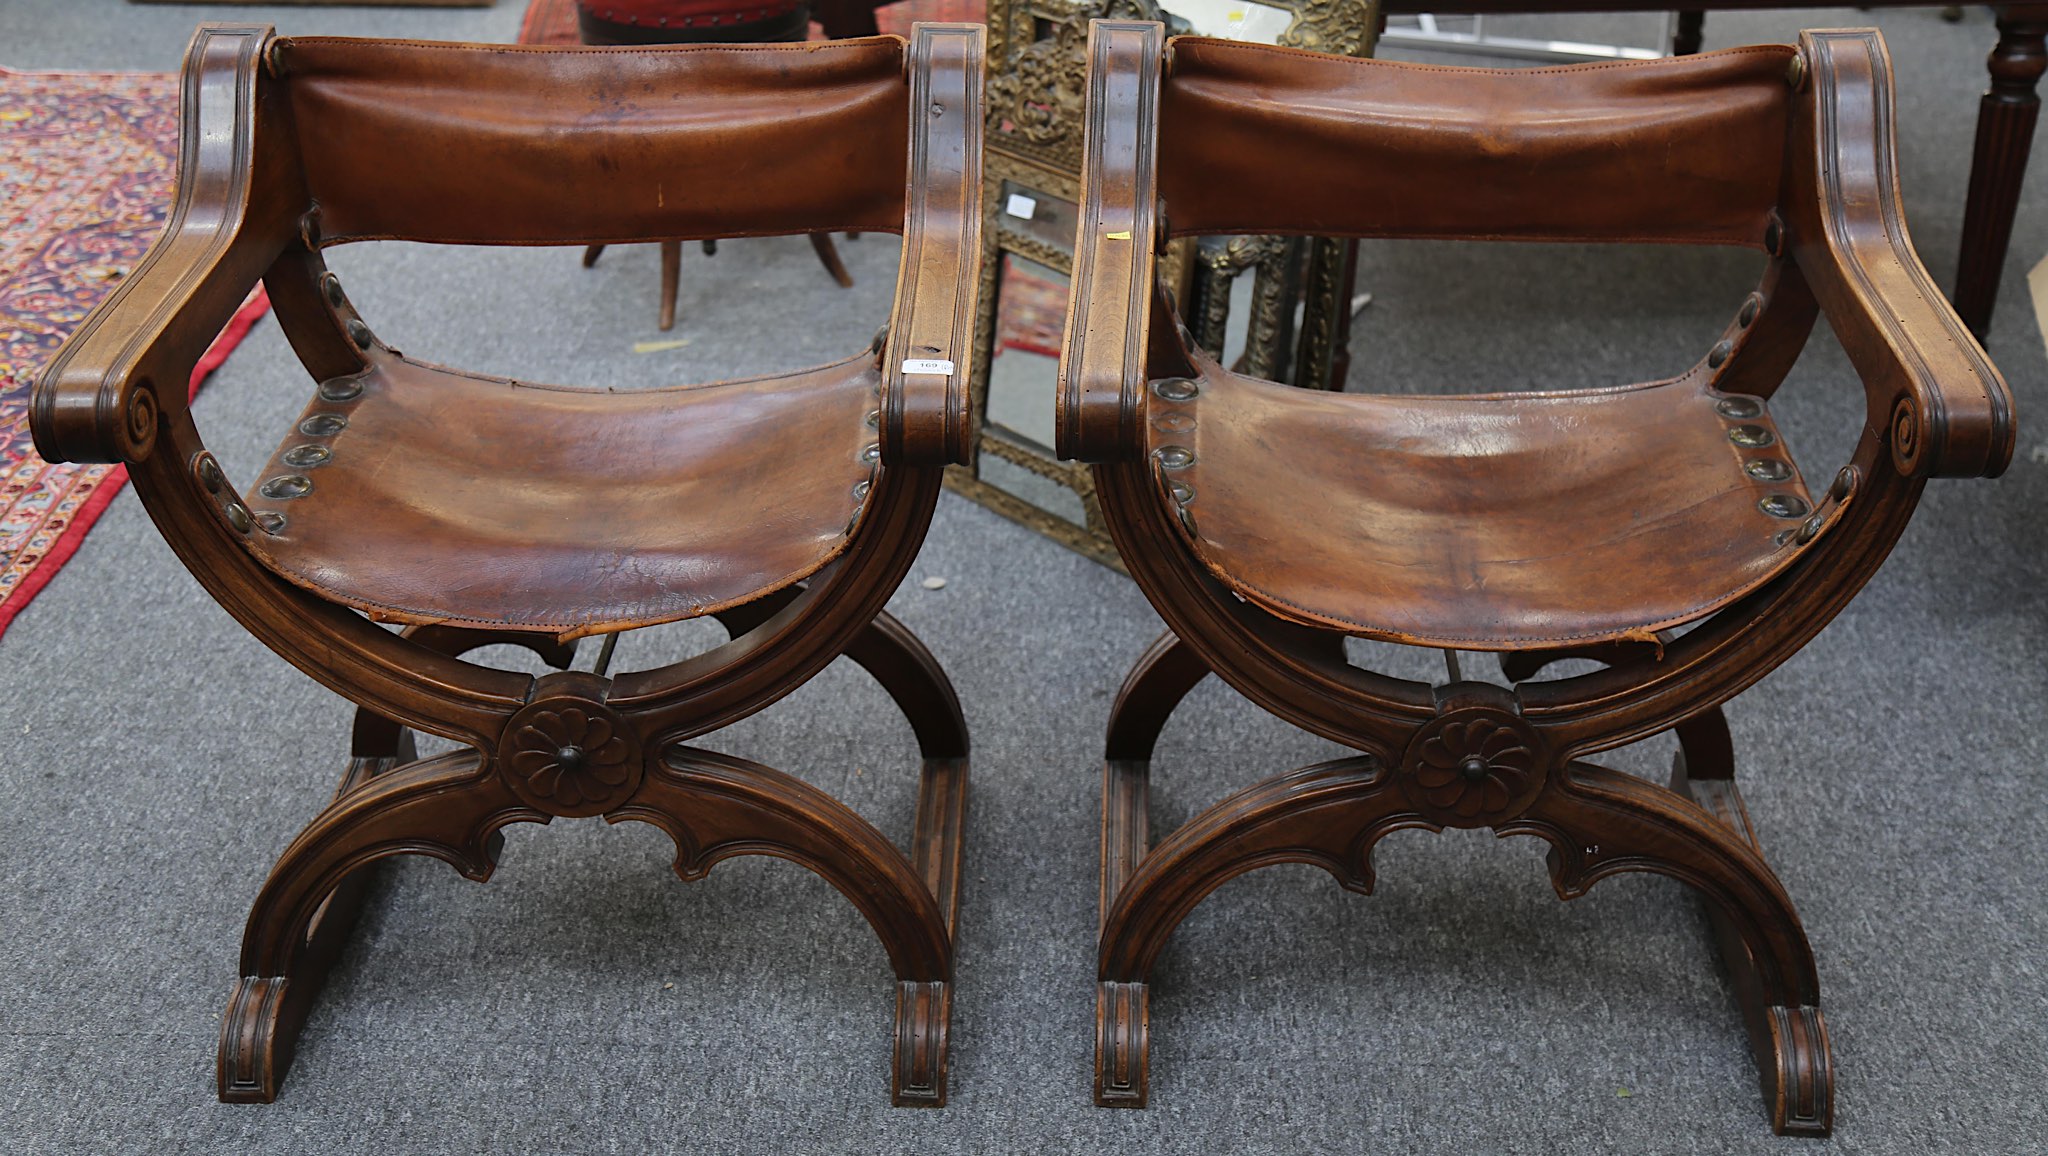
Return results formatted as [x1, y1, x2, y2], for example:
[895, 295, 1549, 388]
[1663, 712, 1832, 1136]
[221, 627, 574, 1103]
[658, 239, 682, 331]
[219, 753, 535, 1103]
[841, 610, 969, 764]
[1954, 5, 2048, 337]
[810, 232, 856, 289]
[1095, 633, 1211, 1106]
[704, 599, 967, 1103]
[1516, 762, 1831, 1136]
[613, 746, 956, 1105]
[838, 612, 969, 1105]
[581, 244, 604, 268]
[1097, 755, 1392, 1106]
[1672, 10, 1705, 56]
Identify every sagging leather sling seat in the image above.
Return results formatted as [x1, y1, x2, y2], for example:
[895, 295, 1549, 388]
[31, 23, 984, 1106]
[1060, 23, 2013, 1135]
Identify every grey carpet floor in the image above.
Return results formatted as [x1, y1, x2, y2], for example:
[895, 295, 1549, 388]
[2, 3, 2044, 1153]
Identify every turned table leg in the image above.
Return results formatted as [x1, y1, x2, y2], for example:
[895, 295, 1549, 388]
[1955, 5, 2048, 337]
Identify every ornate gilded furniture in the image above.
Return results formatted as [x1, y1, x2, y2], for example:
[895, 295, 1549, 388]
[32, 21, 984, 1106]
[960, 0, 1379, 567]
[1061, 21, 2013, 1135]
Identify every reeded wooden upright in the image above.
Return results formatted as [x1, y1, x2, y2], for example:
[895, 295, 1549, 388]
[31, 22, 987, 1106]
[1059, 22, 2015, 1136]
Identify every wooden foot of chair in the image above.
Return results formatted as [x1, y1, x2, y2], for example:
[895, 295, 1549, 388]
[659, 239, 682, 330]
[1096, 979, 1150, 1106]
[1093, 756, 1385, 1108]
[717, 603, 967, 1104]
[810, 232, 856, 288]
[1669, 708, 1833, 1136]
[218, 752, 532, 1103]
[623, 745, 958, 1105]
[220, 627, 576, 1104]
[894, 978, 951, 1105]
[581, 243, 604, 268]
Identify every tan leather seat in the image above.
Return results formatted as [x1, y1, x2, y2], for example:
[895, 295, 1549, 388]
[1146, 357, 1834, 650]
[239, 348, 881, 639]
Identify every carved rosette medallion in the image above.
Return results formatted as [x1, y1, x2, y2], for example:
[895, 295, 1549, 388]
[498, 696, 643, 818]
[1399, 708, 1547, 827]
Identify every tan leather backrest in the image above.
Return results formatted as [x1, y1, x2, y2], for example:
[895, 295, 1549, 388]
[271, 36, 912, 246]
[1158, 39, 1796, 247]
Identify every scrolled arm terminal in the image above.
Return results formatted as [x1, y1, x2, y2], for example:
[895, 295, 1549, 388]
[1790, 29, 2016, 479]
[32, 24, 298, 466]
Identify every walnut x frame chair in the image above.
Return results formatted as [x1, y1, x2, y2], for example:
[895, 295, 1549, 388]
[1059, 22, 2014, 1135]
[32, 22, 983, 1106]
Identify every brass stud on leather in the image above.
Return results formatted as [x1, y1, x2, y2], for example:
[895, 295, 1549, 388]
[1763, 214, 1788, 256]
[194, 453, 225, 494]
[1796, 512, 1825, 544]
[1153, 378, 1198, 402]
[852, 480, 871, 501]
[1716, 396, 1763, 418]
[1759, 494, 1810, 519]
[260, 475, 313, 500]
[224, 502, 253, 534]
[1739, 293, 1763, 328]
[318, 379, 362, 403]
[861, 444, 882, 464]
[299, 413, 348, 437]
[1729, 424, 1775, 448]
[865, 409, 881, 429]
[1746, 458, 1793, 482]
[254, 512, 286, 535]
[1707, 340, 1734, 369]
[1168, 482, 1193, 505]
[1155, 445, 1194, 470]
[346, 320, 374, 350]
[1785, 53, 1809, 92]
[321, 273, 345, 309]
[1830, 466, 1858, 501]
[282, 444, 332, 469]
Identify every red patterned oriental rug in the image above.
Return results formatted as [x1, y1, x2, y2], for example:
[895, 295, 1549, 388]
[0, 67, 270, 640]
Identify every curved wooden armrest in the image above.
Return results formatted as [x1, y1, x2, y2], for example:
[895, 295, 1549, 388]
[1791, 28, 2016, 480]
[880, 23, 984, 467]
[1056, 20, 1164, 465]
[31, 24, 300, 466]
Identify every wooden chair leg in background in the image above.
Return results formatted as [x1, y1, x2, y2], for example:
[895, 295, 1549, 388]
[659, 239, 682, 331]
[1672, 10, 1705, 55]
[811, 232, 856, 288]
